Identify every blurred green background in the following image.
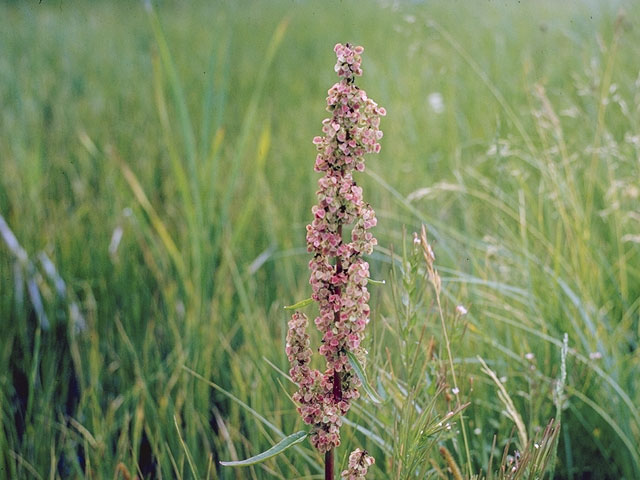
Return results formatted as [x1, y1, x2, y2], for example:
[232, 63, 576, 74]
[1, 0, 638, 478]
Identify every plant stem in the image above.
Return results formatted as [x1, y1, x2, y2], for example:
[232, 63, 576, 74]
[435, 293, 473, 475]
[326, 223, 344, 480]
[325, 449, 335, 480]
[327, 369, 342, 480]
[334, 223, 344, 403]
[333, 367, 343, 401]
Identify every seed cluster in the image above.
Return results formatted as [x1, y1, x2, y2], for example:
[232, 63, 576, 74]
[340, 448, 375, 480]
[286, 43, 385, 454]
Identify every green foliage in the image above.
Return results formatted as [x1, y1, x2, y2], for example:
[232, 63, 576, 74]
[283, 298, 314, 311]
[347, 352, 384, 405]
[1, 0, 639, 478]
[219, 431, 308, 467]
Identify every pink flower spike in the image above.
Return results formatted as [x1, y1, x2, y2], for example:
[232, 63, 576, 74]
[287, 42, 383, 463]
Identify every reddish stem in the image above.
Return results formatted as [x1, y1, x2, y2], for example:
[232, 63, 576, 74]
[333, 224, 344, 402]
[333, 367, 343, 402]
[326, 224, 344, 480]
[325, 449, 335, 480]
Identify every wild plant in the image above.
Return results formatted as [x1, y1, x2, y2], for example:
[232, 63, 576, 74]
[380, 227, 563, 480]
[221, 42, 385, 479]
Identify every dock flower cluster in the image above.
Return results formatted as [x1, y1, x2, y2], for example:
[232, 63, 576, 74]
[286, 43, 385, 456]
[340, 448, 375, 480]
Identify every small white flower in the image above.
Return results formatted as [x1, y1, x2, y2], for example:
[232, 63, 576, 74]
[428, 92, 445, 114]
[456, 305, 468, 316]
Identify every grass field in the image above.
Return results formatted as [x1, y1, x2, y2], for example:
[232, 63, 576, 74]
[1, 0, 639, 478]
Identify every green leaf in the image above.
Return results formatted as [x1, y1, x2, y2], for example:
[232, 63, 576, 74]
[220, 431, 308, 467]
[368, 278, 386, 285]
[347, 351, 384, 404]
[284, 297, 314, 310]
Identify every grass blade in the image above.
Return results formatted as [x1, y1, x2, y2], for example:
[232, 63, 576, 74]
[173, 416, 200, 479]
[114, 150, 194, 298]
[478, 356, 528, 448]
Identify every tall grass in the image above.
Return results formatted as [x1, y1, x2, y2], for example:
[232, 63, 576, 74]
[1, 0, 638, 478]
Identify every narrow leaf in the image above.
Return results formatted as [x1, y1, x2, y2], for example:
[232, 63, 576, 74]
[347, 352, 383, 404]
[284, 298, 313, 310]
[220, 431, 308, 467]
[183, 366, 321, 472]
[173, 416, 200, 479]
[368, 278, 386, 285]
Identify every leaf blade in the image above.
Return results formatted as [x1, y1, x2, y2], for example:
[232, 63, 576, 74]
[347, 351, 384, 404]
[220, 431, 308, 467]
[284, 297, 314, 310]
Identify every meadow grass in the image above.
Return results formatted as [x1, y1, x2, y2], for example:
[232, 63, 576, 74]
[1, 0, 639, 478]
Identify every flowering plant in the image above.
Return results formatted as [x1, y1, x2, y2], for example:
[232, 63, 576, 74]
[222, 42, 384, 480]
[287, 41, 384, 477]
